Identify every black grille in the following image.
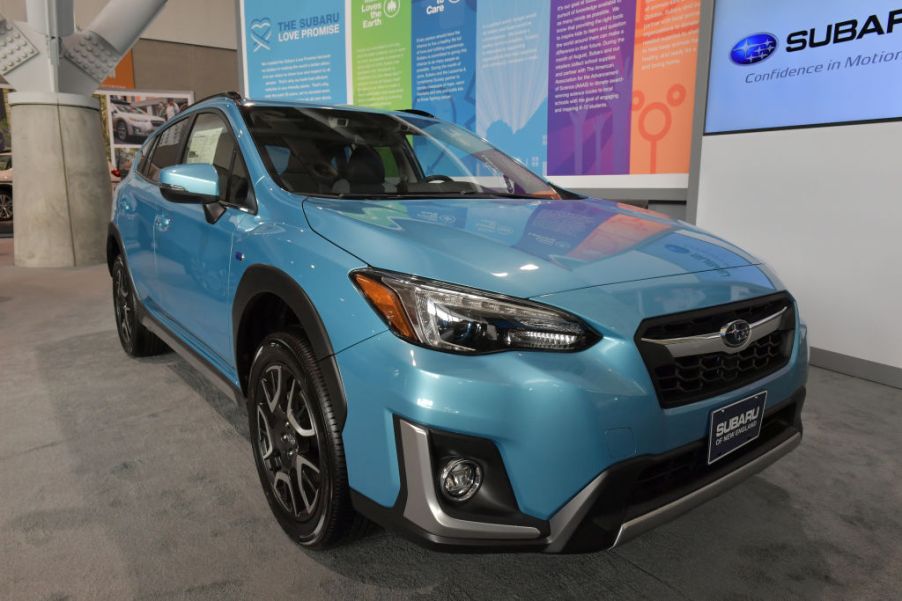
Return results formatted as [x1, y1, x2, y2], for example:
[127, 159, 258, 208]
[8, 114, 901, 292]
[636, 293, 795, 408]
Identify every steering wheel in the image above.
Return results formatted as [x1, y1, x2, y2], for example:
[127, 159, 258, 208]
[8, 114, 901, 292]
[424, 174, 454, 184]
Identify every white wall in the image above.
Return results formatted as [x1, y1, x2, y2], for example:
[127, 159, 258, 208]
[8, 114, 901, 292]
[696, 122, 902, 371]
[0, 0, 237, 50]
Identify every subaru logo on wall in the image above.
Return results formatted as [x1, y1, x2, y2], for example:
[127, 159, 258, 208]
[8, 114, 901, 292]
[730, 33, 778, 65]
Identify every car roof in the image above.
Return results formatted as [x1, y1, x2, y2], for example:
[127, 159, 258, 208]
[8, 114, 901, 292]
[190, 92, 438, 122]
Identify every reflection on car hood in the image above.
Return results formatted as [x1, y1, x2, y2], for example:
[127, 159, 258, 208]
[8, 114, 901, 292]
[303, 196, 760, 298]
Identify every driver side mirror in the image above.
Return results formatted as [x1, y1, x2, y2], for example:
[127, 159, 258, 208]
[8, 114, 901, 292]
[160, 163, 220, 204]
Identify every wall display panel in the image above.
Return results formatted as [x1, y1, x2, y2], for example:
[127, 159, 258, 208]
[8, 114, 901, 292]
[240, 0, 701, 183]
[99, 90, 195, 177]
[351, 0, 413, 109]
[241, 0, 347, 103]
[706, 0, 902, 134]
[412, 0, 477, 128]
[475, 0, 550, 175]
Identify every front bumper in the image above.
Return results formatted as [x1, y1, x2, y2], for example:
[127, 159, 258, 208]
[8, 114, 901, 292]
[352, 388, 805, 553]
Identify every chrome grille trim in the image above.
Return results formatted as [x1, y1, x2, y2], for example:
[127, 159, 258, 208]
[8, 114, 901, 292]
[640, 307, 788, 358]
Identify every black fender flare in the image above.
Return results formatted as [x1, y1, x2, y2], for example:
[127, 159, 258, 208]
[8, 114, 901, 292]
[107, 222, 124, 275]
[232, 264, 348, 426]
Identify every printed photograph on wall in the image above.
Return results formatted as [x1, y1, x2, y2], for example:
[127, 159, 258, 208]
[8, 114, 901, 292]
[100, 91, 194, 177]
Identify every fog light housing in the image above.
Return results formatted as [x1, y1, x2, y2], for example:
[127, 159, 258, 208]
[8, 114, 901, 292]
[439, 458, 482, 502]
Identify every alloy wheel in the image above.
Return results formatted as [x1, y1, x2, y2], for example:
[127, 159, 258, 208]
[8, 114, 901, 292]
[113, 266, 134, 346]
[255, 363, 323, 521]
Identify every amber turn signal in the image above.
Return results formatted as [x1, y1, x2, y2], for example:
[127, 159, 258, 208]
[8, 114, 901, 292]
[352, 273, 416, 340]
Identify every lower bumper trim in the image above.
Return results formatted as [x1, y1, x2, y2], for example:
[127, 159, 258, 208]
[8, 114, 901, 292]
[612, 431, 802, 547]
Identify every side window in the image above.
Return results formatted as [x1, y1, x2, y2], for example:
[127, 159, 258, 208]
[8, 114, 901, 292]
[146, 118, 191, 182]
[184, 112, 251, 208]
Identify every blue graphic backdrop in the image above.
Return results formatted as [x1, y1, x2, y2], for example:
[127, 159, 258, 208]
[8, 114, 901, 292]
[412, 0, 477, 129]
[475, 0, 550, 175]
[243, 0, 347, 103]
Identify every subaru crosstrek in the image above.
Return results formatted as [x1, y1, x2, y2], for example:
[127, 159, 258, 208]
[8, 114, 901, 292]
[107, 92, 807, 552]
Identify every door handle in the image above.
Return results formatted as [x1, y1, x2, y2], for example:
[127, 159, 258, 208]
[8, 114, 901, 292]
[154, 215, 172, 232]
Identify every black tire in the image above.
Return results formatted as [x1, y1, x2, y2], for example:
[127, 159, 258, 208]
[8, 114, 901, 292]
[247, 327, 366, 548]
[111, 255, 168, 357]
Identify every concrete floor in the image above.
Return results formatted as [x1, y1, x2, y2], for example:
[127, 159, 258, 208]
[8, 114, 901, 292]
[1, 235, 901, 601]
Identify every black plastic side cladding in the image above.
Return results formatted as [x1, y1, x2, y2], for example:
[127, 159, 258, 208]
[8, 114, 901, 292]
[232, 264, 348, 426]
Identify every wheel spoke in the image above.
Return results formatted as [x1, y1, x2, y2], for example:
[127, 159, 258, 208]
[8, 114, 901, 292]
[273, 469, 299, 516]
[296, 454, 319, 513]
[256, 405, 274, 460]
[287, 378, 316, 438]
[262, 365, 283, 413]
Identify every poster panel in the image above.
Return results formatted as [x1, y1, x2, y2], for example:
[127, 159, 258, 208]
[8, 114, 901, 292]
[351, 0, 412, 109]
[242, 0, 347, 103]
[629, 0, 700, 173]
[237, 0, 703, 181]
[412, 0, 477, 129]
[476, 0, 550, 175]
[547, 0, 637, 176]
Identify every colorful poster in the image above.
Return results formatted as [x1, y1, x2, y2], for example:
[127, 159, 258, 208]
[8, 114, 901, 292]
[351, 0, 412, 109]
[476, 0, 550, 175]
[547, 0, 637, 176]
[412, 0, 477, 129]
[238, 0, 702, 181]
[629, 0, 700, 173]
[242, 0, 347, 103]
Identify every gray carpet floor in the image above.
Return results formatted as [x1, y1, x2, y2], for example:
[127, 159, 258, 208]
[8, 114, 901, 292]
[1, 237, 900, 600]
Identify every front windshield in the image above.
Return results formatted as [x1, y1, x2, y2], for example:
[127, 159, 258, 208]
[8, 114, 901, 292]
[243, 106, 570, 200]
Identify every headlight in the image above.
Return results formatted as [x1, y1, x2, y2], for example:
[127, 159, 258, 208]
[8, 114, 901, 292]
[352, 269, 599, 353]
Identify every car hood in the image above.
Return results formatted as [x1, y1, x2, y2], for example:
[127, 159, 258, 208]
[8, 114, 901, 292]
[303, 196, 760, 298]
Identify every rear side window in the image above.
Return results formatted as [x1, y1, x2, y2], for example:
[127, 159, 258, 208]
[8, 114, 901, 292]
[146, 118, 191, 182]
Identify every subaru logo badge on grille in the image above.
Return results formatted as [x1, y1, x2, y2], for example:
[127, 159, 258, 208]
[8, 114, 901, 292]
[721, 319, 751, 348]
[731, 33, 778, 65]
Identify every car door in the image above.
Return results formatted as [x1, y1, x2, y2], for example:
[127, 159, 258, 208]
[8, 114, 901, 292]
[116, 117, 192, 310]
[153, 110, 254, 366]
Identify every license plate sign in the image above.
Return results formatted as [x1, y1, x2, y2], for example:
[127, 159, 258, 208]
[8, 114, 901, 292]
[708, 392, 767, 465]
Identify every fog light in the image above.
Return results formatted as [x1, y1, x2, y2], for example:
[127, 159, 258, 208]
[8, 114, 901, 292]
[439, 458, 482, 502]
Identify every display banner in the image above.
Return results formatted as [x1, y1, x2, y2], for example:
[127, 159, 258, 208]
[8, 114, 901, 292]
[412, 0, 477, 129]
[240, 0, 702, 181]
[630, 0, 700, 173]
[548, 0, 636, 176]
[242, 0, 347, 103]
[707, 0, 902, 134]
[476, 0, 550, 174]
[351, 0, 412, 109]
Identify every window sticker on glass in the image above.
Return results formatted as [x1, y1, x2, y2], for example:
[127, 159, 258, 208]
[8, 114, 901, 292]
[186, 125, 225, 164]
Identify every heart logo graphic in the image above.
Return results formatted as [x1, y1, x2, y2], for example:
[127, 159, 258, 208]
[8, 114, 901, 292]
[250, 18, 272, 52]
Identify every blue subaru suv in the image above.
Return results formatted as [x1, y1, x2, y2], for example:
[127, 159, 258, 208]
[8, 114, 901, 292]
[107, 92, 808, 552]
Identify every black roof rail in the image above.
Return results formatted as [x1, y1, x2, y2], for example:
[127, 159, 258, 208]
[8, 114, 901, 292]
[399, 108, 435, 119]
[193, 91, 245, 105]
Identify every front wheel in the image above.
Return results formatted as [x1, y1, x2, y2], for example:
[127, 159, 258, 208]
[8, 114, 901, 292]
[247, 328, 366, 548]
